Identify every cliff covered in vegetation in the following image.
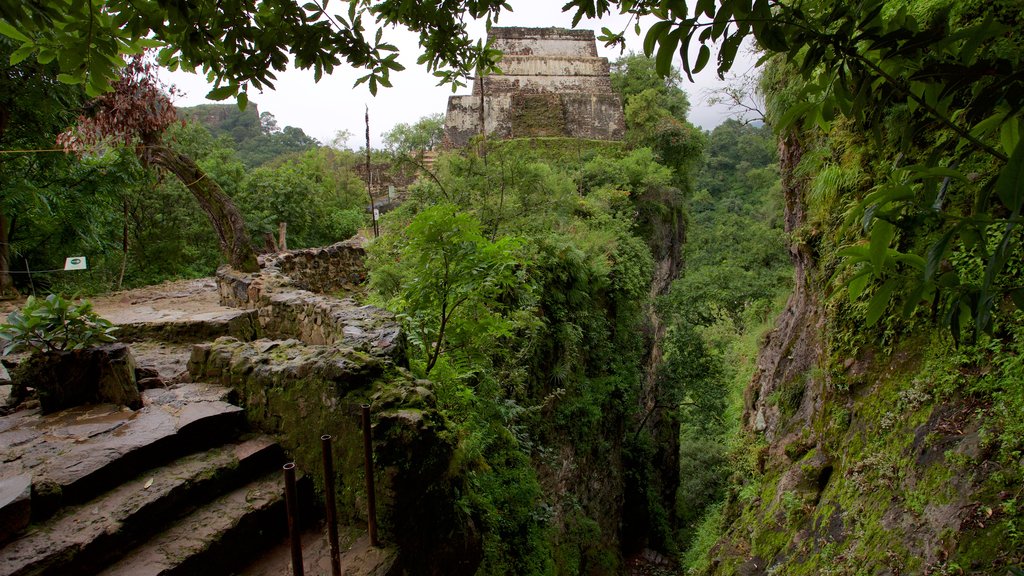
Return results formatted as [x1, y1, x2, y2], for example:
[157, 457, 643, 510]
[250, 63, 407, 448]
[682, 0, 1024, 573]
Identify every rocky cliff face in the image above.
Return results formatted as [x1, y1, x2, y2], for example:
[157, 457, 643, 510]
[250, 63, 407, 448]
[705, 132, 1022, 575]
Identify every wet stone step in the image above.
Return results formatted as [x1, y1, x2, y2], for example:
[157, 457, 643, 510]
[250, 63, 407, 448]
[0, 435, 281, 576]
[112, 308, 259, 344]
[97, 470, 308, 576]
[0, 383, 245, 520]
[237, 527, 398, 576]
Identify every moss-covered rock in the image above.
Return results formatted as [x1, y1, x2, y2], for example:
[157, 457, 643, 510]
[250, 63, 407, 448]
[188, 336, 479, 574]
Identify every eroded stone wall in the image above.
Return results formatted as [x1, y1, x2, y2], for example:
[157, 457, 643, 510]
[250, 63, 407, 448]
[188, 337, 478, 574]
[216, 238, 403, 361]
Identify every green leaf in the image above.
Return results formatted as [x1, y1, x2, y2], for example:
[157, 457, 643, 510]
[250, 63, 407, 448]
[655, 29, 681, 77]
[837, 244, 870, 260]
[57, 73, 85, 85]
[775, 101, 816, 132]
[237, 92, 248, 111]
[848, 270, 871, 301]
[1011, 288, 1024, 311]
[869, 219, 895, 277]
[902, 284, 926, 319]
[36, 48, 56, 65]
[866, 279, 898, 326]
[0, 20, 31, 43]
[893, 252, 925, 271]
[1001, 117, 1021, 158]
[644, 20, 671, 56]
[206, 85, 237, 100]
[925, 228, 956, 281]
[996, 141, 1024, 212]
[9, 44, 35, 65]
[693, 44, 710, 74]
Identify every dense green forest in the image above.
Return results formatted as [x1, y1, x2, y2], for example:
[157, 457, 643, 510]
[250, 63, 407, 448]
[2, 0, 1024, 572]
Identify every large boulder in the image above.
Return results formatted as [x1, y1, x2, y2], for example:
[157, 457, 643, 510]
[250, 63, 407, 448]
[12, 343, 142, 413]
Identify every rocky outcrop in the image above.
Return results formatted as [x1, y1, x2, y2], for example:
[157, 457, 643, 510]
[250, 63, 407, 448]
[744, 133, 822, 451]
[11, 344, 142, 414]
[0, 475, 30, 544]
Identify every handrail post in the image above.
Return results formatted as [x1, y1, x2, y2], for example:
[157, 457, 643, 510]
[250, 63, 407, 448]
[321, 435, 342, 576]
[361, 404, 379, 546]
[283, 462, 304, 576]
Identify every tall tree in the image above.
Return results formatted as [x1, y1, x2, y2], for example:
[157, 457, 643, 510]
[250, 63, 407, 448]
[382, 113, 445, 155]
[59, 55, 258, 272]
[610, 53, 690, 119]
[0, 38, 84, 298]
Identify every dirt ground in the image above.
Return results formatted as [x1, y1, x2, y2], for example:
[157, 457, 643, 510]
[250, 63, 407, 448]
[1, 278, 231, 382]
[1, 277, 228, 320]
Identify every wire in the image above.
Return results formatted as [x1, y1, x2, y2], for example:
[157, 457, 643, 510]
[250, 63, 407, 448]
[0, 148, 67, 154]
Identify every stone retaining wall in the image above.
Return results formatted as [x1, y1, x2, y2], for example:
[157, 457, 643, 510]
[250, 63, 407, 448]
[215, 238, 404, 362]
[188, 337, 478, 574]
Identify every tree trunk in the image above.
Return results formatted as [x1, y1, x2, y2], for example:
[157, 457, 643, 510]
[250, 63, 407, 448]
[147, 146, 259, 272]
[0, 212, 18, 299]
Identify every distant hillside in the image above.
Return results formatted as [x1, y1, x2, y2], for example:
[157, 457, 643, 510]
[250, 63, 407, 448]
[179, 103, 262, 144]
[178, 103, 319, 168]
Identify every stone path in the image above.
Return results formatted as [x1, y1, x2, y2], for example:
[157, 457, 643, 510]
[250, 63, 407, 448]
[239, 525, 397, 576]
[0, 275, 396, 575]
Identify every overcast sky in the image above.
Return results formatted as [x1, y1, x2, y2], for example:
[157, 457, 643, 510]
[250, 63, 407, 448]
[161, 1, 759, 148]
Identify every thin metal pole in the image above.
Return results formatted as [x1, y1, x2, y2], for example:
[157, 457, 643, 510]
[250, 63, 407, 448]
[321, 435, 342, 576]
[24, 258, 34, 296]
[361, 404, 379, 546]
[283, 462, 304, 576]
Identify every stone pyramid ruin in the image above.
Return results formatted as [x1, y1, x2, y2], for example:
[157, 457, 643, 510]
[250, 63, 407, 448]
[443, 27, 626, 147]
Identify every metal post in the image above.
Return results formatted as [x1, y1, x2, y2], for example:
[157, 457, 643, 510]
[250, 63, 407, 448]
[321, 435, 342, 576]
[283, 462, 304, 576]
[24, 258, 34, 296]
[361, 404, 379, 546]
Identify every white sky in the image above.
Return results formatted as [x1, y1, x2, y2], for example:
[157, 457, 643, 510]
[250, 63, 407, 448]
[161, 1, 759, 148]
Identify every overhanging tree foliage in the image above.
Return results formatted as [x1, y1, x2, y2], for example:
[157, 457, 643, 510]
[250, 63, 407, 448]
[0, 37, 87, 298]
[0, 0, 511, 100]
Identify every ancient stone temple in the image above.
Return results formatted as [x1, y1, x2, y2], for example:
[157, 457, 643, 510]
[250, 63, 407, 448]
[443, 27, 626, 147]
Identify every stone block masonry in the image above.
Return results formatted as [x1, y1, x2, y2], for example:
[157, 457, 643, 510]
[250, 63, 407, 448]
[443, 27, 625, 147]
[216, 238, 404, 362]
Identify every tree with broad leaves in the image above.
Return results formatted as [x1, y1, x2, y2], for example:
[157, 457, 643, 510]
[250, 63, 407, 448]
[58, 54, 258, 272]
[0, 37, 87, 298]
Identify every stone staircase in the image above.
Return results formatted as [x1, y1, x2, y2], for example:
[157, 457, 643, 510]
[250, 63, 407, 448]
[0, 244, 435, 575]
[0, 381, 301, 576]
[0, 276, 400, 575]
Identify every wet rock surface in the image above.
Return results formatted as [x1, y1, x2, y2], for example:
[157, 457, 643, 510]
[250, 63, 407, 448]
[0, 436, 281, 576]
[0, 251, 425, 575]
[0, 474, 31, 544]
[96, 470, 291, 576]
[12, 344, 142, 413]
[0, 382, 243, 516]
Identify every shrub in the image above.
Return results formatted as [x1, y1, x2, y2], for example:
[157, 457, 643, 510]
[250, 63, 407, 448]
[0, 294, 117, 355]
